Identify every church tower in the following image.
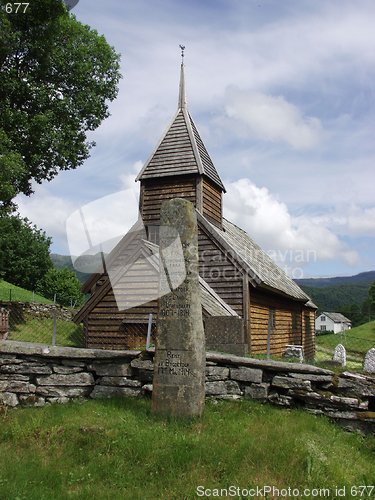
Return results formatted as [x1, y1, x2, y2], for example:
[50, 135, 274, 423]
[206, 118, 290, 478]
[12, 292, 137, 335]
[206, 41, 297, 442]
[136, 48, 225, 234]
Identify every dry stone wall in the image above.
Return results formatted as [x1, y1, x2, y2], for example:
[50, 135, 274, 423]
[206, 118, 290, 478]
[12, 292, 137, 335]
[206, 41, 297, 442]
[0, 341, 374, 434]
[0, 302, 74, 322]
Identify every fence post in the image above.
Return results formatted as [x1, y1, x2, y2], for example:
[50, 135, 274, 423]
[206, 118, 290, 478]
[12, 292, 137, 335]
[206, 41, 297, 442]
[146, 313, 153, 349]
[266, 317, 271, 360]
[0, 308, 9, 340]
[52, 309, 57, 347]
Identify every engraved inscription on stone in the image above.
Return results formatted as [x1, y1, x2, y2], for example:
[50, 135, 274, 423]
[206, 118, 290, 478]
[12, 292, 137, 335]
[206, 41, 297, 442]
[156, 350, 192, 378]
[159, 284, 191, 319]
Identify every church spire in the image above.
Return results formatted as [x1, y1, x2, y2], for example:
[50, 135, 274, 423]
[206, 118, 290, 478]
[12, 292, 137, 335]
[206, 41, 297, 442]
[136, 47, 226, 199]
[178, 44, 186, 109]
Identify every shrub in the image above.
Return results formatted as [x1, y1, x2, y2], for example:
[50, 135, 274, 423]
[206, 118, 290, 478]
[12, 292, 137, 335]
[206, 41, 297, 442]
[36, 268, 83, 307]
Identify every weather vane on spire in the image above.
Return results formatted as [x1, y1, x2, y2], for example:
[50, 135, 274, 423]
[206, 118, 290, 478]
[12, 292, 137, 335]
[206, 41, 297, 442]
[179, 44, 185, 63]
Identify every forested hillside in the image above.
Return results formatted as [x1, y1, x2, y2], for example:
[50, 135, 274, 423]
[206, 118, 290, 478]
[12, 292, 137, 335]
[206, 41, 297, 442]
[298, 284, 370, 310]
[296, 271, 375, 288]
[295, 272, 375, 325]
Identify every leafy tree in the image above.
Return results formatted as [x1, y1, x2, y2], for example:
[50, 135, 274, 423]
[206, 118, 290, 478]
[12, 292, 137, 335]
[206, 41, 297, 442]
[369, 282, 375, 307]
[0, 214, 52, 289]
[0, 0, 121, 210]
[361, 298, 372, 323]
[368, 282, 375, 321]
[36, 267, 83, 307]
[348, 304, 362, 327]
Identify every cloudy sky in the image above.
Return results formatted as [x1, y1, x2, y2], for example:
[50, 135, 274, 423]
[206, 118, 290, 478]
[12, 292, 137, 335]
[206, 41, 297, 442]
[17, 0, 375, 278]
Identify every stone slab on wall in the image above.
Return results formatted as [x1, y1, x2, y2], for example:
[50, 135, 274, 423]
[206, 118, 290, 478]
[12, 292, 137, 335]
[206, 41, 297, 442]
[0, 340, 374, 434]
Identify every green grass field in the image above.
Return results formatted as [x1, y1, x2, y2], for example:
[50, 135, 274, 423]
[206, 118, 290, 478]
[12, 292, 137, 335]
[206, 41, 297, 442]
[0, 398, 373, 499]
[0, 280, 82, 347]
[8, 317, 84, 347]
[0, 279, 52, 304]
[316, 321, 375, 355]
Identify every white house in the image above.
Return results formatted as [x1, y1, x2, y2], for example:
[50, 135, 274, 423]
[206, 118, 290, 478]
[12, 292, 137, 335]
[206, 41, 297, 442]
[315, 312, 352, 334]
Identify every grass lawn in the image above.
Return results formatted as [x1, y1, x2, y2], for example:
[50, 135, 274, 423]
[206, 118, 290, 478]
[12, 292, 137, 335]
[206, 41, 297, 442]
[0, 398, 374, 499]
[0, 280, 52, 304]
[8, 317, 84, 347]
[316, 320, 375, 355]
[314, 348, 363, 372]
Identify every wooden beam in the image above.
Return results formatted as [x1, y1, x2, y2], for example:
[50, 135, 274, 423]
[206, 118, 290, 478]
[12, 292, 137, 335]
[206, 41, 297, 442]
[196, 176, 203, 213]
[243, 274, 250, 351]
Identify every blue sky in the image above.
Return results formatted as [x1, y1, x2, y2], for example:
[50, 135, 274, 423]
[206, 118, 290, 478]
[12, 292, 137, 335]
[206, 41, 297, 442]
[17, 0, 375, 278]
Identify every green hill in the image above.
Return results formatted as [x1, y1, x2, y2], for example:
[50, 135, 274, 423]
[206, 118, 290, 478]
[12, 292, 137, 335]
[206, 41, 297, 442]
[300, 284, 370, 311]
[0, 280, 52, 303]
[316, 320, 375, 355]
[296, 270, 375, 288]
[295, 271, 375, 323]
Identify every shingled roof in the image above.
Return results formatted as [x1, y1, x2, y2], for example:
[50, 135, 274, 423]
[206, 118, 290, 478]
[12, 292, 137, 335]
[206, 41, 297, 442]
[197, 212, 314, 303]
[136, 62, 225, 192]
[322, 312, 351, 323]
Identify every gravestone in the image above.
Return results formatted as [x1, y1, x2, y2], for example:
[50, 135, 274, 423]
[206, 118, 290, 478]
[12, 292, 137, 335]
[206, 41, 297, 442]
[283, 345, 304, 363]
[332, 343, 346, 367]
[363, 348, 375, 374]
[152, 198, 205, 417]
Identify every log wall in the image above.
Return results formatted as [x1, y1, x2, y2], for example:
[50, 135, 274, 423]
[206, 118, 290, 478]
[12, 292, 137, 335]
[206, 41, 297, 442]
[248, 288, 312, 357]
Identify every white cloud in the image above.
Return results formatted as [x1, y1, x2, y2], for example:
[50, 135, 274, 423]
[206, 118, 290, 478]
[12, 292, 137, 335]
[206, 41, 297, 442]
[17, 189, 77, 243]
[346, 207, 375, 236]
[224, 89, 322, 150]
[16, 162, 142, 256]
[119, 160, 142, 193]
[309, 205, 375, 238]
[223, 178, 359, 272]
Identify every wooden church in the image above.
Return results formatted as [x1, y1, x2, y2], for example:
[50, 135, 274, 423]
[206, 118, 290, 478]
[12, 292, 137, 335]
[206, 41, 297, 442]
[74, 56, 317, 359]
